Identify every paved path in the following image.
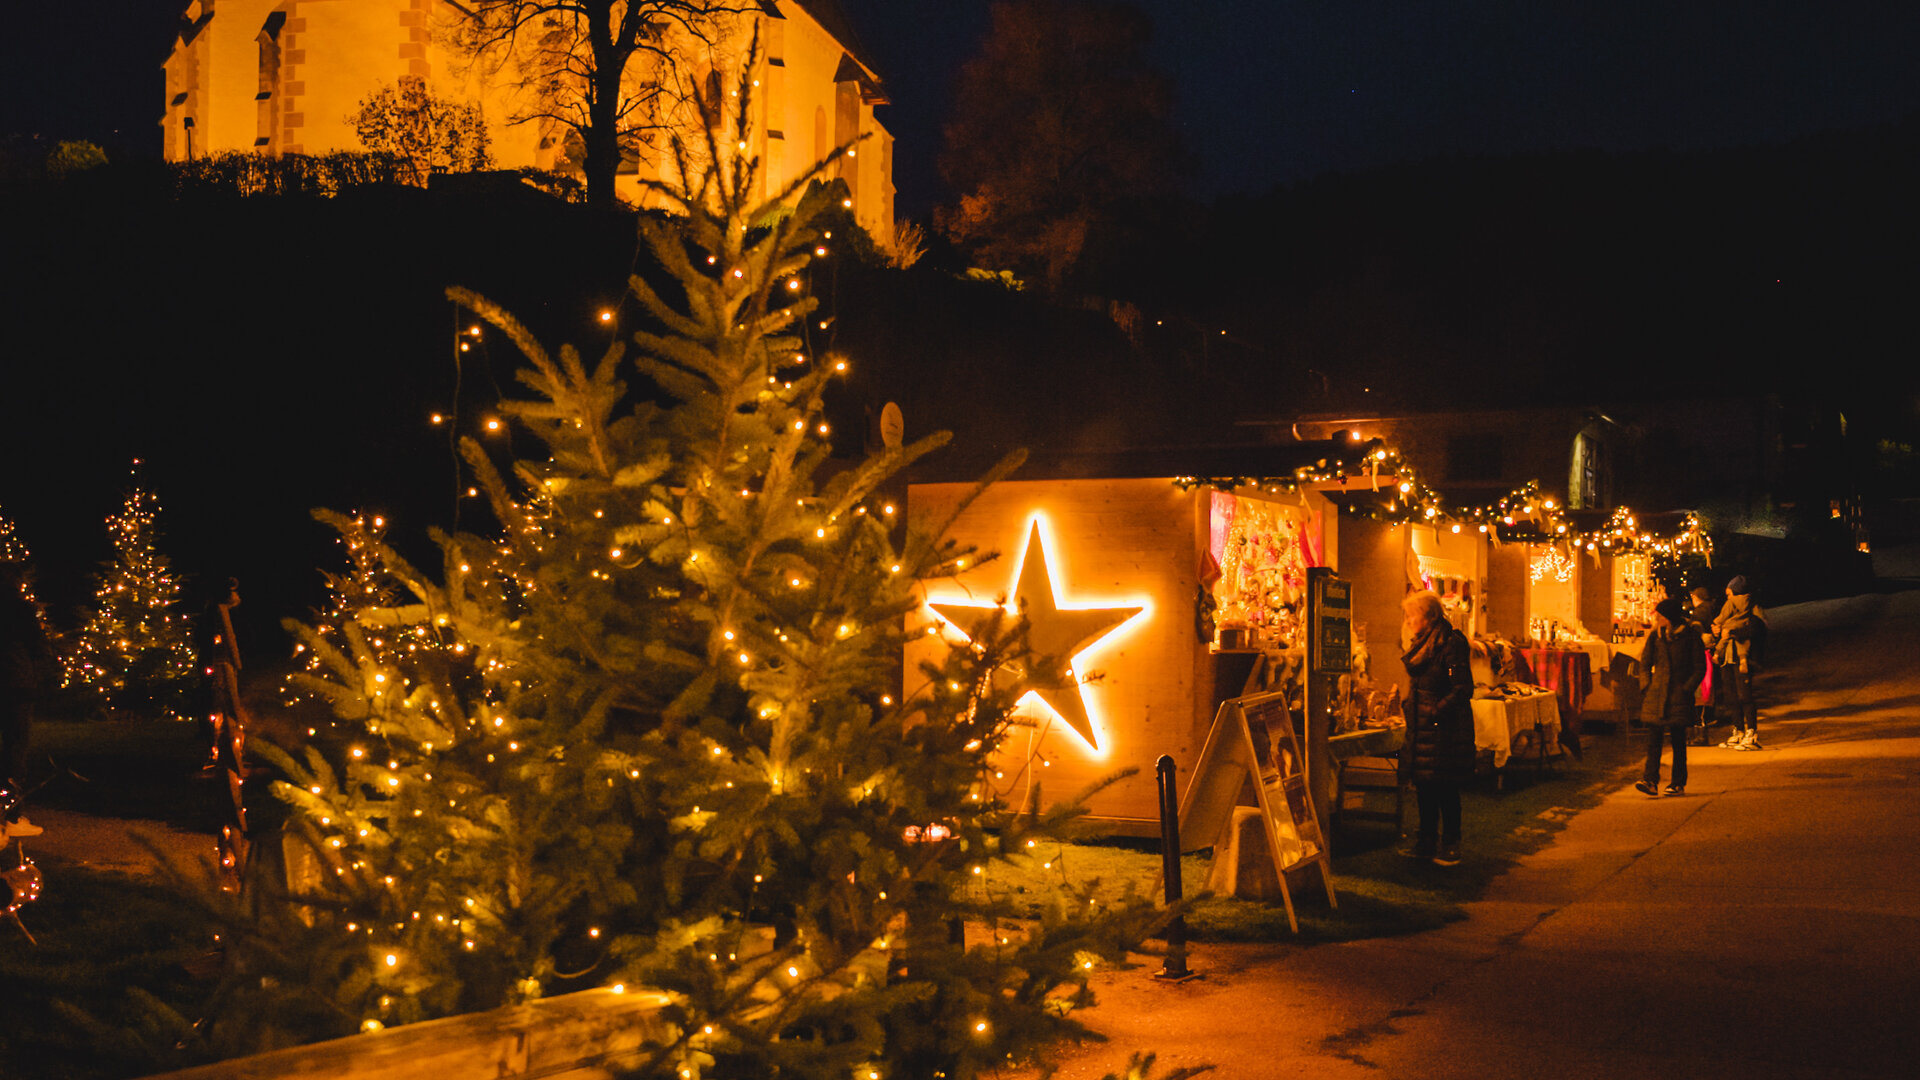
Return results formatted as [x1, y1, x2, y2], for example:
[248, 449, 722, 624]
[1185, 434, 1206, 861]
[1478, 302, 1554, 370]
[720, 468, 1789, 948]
[1031, 589, 1920, 1080]
[11, 808, 213, 878]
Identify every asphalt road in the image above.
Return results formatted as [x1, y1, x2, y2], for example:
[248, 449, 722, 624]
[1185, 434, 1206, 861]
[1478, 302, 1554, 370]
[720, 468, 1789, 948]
[1028, 587, 1920, 1080]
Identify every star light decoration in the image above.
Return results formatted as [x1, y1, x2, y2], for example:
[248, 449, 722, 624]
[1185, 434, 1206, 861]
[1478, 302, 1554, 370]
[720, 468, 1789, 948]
[929, 521, 1143, 750]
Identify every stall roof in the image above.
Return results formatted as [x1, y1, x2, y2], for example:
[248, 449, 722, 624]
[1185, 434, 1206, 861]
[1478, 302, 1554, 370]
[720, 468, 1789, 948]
[903, 439, 1395, 486]
[1563, 509, 1702, 535]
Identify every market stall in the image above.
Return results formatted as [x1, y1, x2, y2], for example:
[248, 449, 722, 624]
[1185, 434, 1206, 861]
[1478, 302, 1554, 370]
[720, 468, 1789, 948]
[1485, 540, 1609, 733]
[903, 438, 1713, 833]
[903, 445, 1407, 835]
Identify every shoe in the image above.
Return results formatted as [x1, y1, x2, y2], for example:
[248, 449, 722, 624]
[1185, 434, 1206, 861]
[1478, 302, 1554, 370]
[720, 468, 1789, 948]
[1431, 844, 1462, 867]
[4, 815, 42, 837]
[1401, 839, 1437, 860]
[1743, 735, 1763, 751]
[1717, 734, 1742, 748]
[1664, 785, 1685, 796]
[1634, 780, 1660, 797]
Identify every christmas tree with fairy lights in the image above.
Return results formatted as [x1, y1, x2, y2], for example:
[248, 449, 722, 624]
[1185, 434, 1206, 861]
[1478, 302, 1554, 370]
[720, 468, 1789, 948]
[64, 466, 197, 719]
[0, 503, 38, 601]
[186, 64, 1165, 1077]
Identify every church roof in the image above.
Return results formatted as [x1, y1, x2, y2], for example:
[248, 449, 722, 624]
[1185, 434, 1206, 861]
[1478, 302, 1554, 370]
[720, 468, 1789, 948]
[786, 0, 889, 100]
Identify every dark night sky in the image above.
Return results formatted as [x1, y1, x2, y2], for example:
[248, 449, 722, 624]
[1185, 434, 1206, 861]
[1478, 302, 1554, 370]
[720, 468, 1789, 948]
[840, 0, 1920, 215]
[7, 2, 1920, 216]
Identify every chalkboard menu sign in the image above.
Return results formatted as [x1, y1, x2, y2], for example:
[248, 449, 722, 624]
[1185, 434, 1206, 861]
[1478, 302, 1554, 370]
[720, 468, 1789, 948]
[1308, 567, 1352, 674]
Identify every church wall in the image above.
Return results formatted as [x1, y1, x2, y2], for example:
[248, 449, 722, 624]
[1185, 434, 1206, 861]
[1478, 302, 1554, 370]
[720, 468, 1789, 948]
[206, 0, 284, 155]
[771, 3, 894, 242]
[286, 0, 414, 156]
[421, 4, 548, 174]
[161, 15, 208, 160]
[159, 0, 891, 242]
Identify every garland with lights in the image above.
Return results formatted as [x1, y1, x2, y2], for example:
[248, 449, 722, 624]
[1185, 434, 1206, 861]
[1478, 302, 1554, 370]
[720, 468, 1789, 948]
[61, 466, 198, 719]
[180, 70, 1163, 1079]
[1175, 437, 1713, 560]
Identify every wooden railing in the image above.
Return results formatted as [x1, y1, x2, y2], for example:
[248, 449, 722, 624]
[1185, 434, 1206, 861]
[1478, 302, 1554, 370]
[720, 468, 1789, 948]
[144, 986, 674, 1080]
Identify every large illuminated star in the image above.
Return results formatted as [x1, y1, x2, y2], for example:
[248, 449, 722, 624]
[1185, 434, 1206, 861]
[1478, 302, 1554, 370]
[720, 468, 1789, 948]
[930, 521, 1142, 749]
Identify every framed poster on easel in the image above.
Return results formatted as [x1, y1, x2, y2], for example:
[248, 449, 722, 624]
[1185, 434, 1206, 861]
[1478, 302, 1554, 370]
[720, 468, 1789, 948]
[1177, 690, 1338, 933]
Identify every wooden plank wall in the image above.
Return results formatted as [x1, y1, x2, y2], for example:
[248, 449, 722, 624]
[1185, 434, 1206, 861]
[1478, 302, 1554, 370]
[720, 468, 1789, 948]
[1579, 551, 1616, 634]
[1484, 543, 1530, 642]
[906, 478, 1205, 828]
[1331, 514, 1414, 700]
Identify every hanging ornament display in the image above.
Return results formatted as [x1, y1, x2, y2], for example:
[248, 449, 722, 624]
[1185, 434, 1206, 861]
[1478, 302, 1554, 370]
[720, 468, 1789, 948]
[1208, 492, 1310, 650]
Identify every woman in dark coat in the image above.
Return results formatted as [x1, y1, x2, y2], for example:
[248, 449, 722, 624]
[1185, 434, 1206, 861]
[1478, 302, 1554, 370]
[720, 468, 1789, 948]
[1636, 597, 1704, 796]
[1401, 591, 1475, 866]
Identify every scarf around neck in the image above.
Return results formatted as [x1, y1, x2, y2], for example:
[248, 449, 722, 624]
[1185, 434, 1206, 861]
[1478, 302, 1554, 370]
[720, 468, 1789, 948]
[1402, 620, 1447, 669]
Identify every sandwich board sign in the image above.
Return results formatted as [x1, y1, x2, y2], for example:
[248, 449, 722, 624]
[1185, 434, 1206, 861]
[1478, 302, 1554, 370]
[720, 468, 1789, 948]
[1177, 690, 1337, 933]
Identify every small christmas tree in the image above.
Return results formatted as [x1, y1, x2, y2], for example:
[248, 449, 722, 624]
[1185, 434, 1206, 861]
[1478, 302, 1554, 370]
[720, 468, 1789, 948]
[0, 503, 38, 603]
[64, 468, 197, 719]
[196, 66, 1163, 1077]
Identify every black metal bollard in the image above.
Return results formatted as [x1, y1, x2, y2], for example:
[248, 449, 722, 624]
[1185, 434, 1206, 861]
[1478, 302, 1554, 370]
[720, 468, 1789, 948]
[1154, 754, 1196, 981]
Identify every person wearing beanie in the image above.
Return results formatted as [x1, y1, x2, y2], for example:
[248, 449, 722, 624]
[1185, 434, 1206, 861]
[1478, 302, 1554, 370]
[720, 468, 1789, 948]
[1711, 576, 1768, 749]
[1687, 586, 1718, 743]
[1636, 597, 1704, 796]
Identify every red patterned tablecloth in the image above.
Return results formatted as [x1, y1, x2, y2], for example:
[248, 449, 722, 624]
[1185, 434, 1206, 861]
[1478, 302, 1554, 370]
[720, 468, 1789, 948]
[1519, 647, 1593, 715]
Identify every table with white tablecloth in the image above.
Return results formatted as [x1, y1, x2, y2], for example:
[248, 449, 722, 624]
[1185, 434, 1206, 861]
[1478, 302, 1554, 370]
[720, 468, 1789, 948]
[1470, 690, 1561, 769]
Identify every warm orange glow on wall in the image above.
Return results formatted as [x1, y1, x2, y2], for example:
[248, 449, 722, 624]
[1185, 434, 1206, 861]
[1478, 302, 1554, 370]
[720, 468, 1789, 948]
[924, 513, 1152, 756]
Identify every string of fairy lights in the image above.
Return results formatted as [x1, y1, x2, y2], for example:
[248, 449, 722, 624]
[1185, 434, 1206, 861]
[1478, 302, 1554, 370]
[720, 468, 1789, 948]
[0, 504, 37, 605]
[1175, 435, 1714, 562]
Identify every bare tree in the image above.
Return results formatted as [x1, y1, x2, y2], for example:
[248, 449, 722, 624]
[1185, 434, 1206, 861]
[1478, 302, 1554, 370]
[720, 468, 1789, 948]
[937, 0, 1183, 294]
[445, 1, 751, 209]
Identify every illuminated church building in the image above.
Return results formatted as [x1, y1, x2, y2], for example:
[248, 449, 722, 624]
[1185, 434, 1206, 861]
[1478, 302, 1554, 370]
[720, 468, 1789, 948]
[160, 1, 895, 236]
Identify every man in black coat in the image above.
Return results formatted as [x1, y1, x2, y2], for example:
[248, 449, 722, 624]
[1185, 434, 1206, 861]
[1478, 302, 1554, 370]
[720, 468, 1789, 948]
[1400, 591, 1475, 866]
[1636, 597, 1704, 796]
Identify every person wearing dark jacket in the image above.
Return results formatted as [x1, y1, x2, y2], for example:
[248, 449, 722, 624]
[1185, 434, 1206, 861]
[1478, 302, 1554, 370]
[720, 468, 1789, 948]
[1400, 590, 1475, 866]
[1636, 597, 1704, 796]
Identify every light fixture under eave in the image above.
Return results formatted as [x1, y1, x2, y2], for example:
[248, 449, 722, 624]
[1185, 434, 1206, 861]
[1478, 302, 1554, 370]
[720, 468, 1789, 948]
[924, 516, 1149, 754]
